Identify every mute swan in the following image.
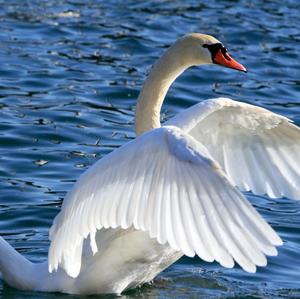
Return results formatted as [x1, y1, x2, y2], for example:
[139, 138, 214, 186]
[1, 33, 300, 295]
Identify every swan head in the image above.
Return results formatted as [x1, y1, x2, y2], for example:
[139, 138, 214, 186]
[177, 33, 247, 72]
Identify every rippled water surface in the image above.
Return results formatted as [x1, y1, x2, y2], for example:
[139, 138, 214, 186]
[0, 0, 300, 298]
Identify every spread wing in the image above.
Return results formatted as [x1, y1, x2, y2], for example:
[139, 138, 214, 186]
[48, 126, 281, 278]
[167, 98, 300, 199]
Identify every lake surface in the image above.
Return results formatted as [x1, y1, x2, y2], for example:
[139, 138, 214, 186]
[0, 0, 300, 298]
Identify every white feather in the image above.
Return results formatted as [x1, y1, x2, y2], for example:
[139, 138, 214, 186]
[167, 97, 300, 200]
[48, 125, 281, 278]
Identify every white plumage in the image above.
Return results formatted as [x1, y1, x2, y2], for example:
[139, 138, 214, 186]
[167, 98, 300, 199]
[1, 33, 300, 295]
[48, 125, 283, 278]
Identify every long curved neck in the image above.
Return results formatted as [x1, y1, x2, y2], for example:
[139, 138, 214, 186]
[135, 40, 200, 135]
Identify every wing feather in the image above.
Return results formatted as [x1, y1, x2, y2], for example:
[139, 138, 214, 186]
[186, 163, 237, 267]
[198, 167, 258, 272]
[167, 97, 300, 199]
[49, 126, 281, 277]
[169, 158, 191, 255]
[146, 158, 162, 234]
[155, 160, 167, 244]
[175, 162, 199, 257]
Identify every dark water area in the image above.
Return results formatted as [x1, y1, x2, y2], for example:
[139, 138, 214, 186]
[0, 0, 300, 298]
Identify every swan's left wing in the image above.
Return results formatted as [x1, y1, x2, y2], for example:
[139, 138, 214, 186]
[48, 126, 281, 278]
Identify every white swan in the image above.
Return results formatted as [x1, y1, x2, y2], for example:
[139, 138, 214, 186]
[1, 33, 300, 295]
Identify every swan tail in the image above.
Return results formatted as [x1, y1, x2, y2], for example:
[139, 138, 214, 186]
[0, 236, 36, 290]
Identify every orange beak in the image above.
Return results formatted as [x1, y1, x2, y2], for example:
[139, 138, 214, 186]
[213, 50, 247, 73]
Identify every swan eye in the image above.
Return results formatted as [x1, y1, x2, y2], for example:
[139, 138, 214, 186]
[203, 43, 230, 62]
[203, 43, 222, 58]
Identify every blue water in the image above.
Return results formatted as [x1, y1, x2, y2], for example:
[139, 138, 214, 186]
[0, 0, 300, 298]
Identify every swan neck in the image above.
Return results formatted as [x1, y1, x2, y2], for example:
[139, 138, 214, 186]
[135, 42, 196, 135]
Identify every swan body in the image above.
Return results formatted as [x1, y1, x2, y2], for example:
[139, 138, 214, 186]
[0, 228, 181, 294]
[1, 33, 300, 295]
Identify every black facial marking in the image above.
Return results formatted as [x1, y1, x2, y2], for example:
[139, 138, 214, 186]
[203, 43, 231, 61]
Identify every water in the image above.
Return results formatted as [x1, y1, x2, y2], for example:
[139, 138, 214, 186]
[0, 0, 299, 298]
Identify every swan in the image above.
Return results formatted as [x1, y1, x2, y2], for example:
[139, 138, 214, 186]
[1, 33, 300, 295]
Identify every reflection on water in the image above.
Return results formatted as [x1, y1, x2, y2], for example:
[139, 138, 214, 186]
[0, 0, 300, 298]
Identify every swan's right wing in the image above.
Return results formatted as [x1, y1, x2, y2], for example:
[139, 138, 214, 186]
[167, 97, 300, 199]
[48, 126, 282, 278]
